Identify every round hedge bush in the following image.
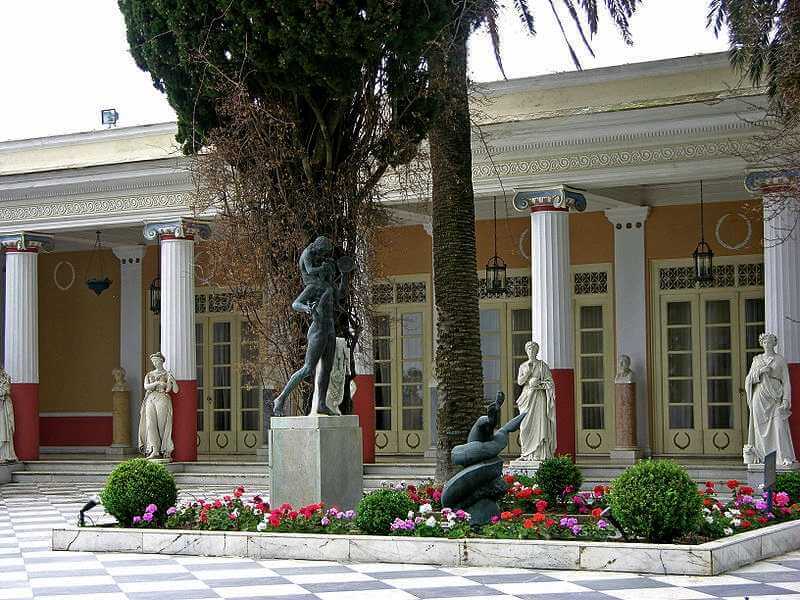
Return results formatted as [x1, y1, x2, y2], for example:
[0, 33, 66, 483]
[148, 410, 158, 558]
[100, 458, 178, 527]
[533, 455, 583, 505]
[355, 489, 416, 535]
[608, 459, 702, 543]
[776, 471, 800, 504]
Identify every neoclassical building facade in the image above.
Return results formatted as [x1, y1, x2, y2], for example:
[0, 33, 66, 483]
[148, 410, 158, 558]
[1, 51, 796, 464]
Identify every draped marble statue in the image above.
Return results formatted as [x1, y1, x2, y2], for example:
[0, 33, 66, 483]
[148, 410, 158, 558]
[138, 352, 177, 460]
[0, 366, 16, 463]
[743, 333, 796, 467]
[516, 341, 557, 462]
[313, 337, 350, 415]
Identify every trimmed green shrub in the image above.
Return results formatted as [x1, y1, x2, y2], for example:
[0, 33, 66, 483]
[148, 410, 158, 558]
[776, 471, 800, 504]
[608, 459, 702, 543]
[100, 458, 178, 527]
[534, 456, 583, 505]
[355, 489, 416, 535]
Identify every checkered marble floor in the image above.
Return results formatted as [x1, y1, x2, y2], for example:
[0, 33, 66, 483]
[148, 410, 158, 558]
[4, 481, 800, 599]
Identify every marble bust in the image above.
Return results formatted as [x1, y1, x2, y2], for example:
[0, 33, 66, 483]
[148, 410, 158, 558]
[112, 367, 129, 392]
[743, 333, 796, 467]
[0, 365, 16, 463]
[138, 352, 178, 461]
[615, 354, 634, 384]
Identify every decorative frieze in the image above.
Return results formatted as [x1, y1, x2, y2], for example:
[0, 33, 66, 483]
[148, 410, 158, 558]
[658, 262, 763, 291]
[370, 281, 427, 305]
[574, 271, 608, 296]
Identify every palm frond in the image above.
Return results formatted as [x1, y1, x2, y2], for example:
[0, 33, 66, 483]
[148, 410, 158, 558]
[485, 4, 508, 79]
[560, 0, 596, 55]
[514, 0, 536, 34]
[547, 0, 583, 69]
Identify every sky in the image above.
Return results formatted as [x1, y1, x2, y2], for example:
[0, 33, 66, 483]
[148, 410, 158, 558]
[0, 0, 729, 143]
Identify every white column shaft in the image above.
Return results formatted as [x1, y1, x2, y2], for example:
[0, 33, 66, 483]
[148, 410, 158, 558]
[764, 195, 800, 362]
[113, 246, 146, 443]
[531, 210, 573, 368]
[4, 251, 38, 383]
[606, 207, 650, 451]
[160, 239, 195, 380]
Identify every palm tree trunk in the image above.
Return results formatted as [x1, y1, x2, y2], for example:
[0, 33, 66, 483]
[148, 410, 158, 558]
[428, 23, 484, 483]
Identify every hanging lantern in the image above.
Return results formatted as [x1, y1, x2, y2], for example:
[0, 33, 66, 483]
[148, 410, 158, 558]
[692, 181, 714, 284]
[149, 276, 161, 314]
[485, 196, 508, 295]
[85, 231, 112, 295]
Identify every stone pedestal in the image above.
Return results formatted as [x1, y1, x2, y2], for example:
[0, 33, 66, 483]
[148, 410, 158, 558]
[269, 415, 363, 511]
[107, 389, 134, 456]
[610, 382, 642, 464]
[746, 461, 800, 488]
[508, 459, 541, 477]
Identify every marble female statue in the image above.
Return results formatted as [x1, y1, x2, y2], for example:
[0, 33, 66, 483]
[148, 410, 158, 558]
[743, 333, 796, 466]
[0, 366, 16, 463]
[615, 354, 634, 384]
[516, 341, 557, 461]
[138, 352, 178, 460]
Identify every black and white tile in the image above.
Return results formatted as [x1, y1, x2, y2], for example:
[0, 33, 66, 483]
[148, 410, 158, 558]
[2, 480, 800, 600]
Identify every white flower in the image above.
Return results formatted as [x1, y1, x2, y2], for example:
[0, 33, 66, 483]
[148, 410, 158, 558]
[705, 516, 714, 524]
[425, 516, 437, 528]
[257, 521, 267, 532]
[723, 511, 733, 519]
[419, 503, 433, 515]
[703, 507, 711, 514]
[723, 527, 733, 536]
[732, 518, 741, 527]
[730, 508, 741, 516]
[712, 504, 721, 511]
[407, 510, 415, 519]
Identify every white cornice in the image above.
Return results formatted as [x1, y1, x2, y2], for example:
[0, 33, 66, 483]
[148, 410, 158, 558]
[0, 122, 178, 151]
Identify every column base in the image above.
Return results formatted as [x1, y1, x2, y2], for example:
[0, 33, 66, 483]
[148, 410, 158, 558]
[352, 374, 375, 464]
[12, 383, 38, 461]
[269, 415, 363, 511]
[171, 380, 198, 463]
[551, 369, 575, 457]
[609, 448, 643, 465]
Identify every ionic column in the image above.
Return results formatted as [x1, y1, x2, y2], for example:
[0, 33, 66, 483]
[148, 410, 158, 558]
[606, 207, 650, 457]
[1, 233, 53, 460]
[514, 188, 586, 457]
[747, 172, 800, 450]
[112, 245, 146, 450]
[144, 219, 210, 462]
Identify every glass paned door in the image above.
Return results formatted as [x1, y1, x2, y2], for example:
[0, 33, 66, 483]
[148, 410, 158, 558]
[238, 322, 262, 452]
[210, 319, 234, 452]
[196, 322, 209, 453]
[575, 302, 613, 453]
[507, 306, 531, 455]
[661, 296, 703, 453]
[372, 309, 429, 454]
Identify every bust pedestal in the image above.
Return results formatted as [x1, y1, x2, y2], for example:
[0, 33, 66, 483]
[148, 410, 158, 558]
[610, 382, 642, 464]
[107, 388, 134, 456]
[269, 415, 363, 510]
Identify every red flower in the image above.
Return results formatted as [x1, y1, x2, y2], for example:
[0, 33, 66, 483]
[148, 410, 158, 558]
[726, 479, 739, 490]
[503, 474, 515, 484]
[743, 508, 756, 517]
[740, 485, 754, 496]
[213, 500, 223, 509]
[593, 485, 605, 497]
[500, 511, 513, 521]
[703, 498, 713, 507]
[705, 481, 715, 489]
[517, 488, 533, 499]
[223, 495, 231, 502]
[545, 518, 556, 527]
[289, 511, 299, 520]
[234, 486, 245, 498]
[757, 517, 768, 524]
[532, 512, 545, 523]
[523, 518, 535, 529]
[511, 508, 523, 517]
[269, 514, 281, 527]
[591, 508, 603, 519]
[535, 500, 548, 513]
[533, 488, 543, 496]
[741, 520, 752, 528]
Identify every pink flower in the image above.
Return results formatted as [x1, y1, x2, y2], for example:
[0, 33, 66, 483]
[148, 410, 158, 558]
[132, 516, 141, 524]
[166, 507, 177, 516]
[142, 513, 154, 523]
[145, 504, 157, 514]
[490, 515, 500, 524]
[775, 492, 791, 507]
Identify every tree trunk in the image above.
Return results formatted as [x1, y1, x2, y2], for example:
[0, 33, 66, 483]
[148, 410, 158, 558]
[428, 24, 484, 483]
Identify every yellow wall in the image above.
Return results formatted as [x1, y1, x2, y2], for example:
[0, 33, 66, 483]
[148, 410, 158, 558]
[39, 249, 120, 412]
[377, 213, 614, 278]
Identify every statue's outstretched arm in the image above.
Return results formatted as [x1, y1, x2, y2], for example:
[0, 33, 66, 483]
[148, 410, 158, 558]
[499, 411, 527, 434]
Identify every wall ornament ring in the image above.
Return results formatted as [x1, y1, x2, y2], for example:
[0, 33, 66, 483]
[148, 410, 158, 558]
[53, 260, 76, 291]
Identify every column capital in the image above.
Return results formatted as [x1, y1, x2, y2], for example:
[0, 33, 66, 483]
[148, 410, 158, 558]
[513, 186, 587, 214]
[143, 218, 211, 242]
[0, 232, 54, 253]
[605, 206, 650, 229]
[745, 169, 800, 194]
[112, 245, 147, 263]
